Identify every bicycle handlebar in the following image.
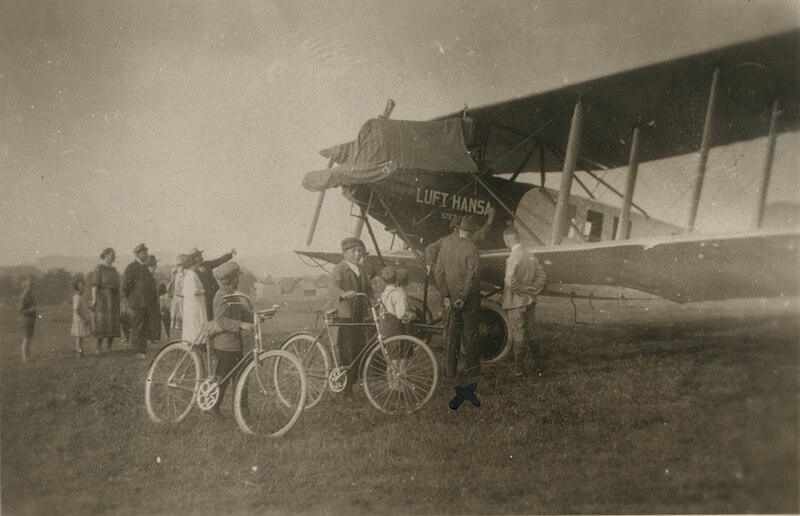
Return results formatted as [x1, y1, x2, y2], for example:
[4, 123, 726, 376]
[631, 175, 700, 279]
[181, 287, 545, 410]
[222, 294, 279, 320]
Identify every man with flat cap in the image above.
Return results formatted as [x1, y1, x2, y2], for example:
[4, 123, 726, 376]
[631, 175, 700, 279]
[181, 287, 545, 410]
[434, 215, 483, 381]
[122, 243, 158, 358]
[208, 261, 254, 416]
[184, 247, 237, 321]
[424, 205, 495, 273]
[329, 237, 373, 400]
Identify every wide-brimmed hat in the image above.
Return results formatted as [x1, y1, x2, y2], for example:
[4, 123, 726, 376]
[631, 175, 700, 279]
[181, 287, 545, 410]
[458, 215, 481, 231]
[176, 253, 188, 265]
[341, 237, 365, 252]
[213, 261, 241, 282]
[133, 243, 148, 254]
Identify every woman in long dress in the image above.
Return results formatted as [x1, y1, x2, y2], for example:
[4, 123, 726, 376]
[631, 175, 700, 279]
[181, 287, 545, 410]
[181, 256, 207, 344]
[92, 248, 121, 352]
[168, 255, 186, 331]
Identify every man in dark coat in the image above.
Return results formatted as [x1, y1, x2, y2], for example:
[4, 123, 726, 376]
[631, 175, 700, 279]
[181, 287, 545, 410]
[185, 247, 236, 320]
[329, 237, 373, 399]
[434, 216, 482, 380]
[122, 243, 158, 358]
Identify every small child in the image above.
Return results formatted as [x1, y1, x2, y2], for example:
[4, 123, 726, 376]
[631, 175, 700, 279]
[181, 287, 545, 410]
[71, 279, 92, 356]
[379, 267, 416, 390]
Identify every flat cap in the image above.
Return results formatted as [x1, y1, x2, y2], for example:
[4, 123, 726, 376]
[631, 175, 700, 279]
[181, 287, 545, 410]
[458, 215, 481, 231]
[341, 237, 365, 252]
[213, 261, 241, 282]
[133, 243, 148, 254]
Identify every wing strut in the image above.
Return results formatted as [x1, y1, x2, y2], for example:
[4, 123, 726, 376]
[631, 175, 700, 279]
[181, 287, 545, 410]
[509, 142, 539, 182]
[687, 66, 721, 232]
[753, 97, 781, 229]
[616, 120, 644, 240]
[305, 157, 334, 246]
[374, 192, 426, 266]
[548, 100, 584, 246]
[360, 193, 385, 267]
[473, 175, 545, 246]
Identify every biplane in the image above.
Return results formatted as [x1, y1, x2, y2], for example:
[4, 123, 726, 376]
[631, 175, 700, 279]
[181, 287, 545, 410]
[297, 29, 800, 362]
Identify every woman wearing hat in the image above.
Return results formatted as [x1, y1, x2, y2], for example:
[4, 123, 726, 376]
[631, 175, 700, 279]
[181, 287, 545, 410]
[168, 254, 187, 332]
[91, 247, 121, 353]
[181, 251, 207, 344]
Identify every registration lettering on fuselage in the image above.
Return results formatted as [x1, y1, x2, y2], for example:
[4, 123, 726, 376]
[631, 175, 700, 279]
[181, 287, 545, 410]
[415, 187, 492, 216]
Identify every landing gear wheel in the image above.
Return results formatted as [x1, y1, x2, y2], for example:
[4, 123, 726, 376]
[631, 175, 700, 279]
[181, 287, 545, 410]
[280, 332, 330, 409]
[196, 376, 221, 411]
[363, 336, 438, 414]
[145, 341, 202, 424]
[327, 367, 348, 393]
[478, 300, 511, 363]
[233, 350, 307, 437]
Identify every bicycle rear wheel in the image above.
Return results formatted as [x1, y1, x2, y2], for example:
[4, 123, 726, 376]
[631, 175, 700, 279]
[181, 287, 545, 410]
[363, 335, 438, 414]
[145, 341, 203, 423]
[280, 332, 330, 409]
[234, 350, 307, 437]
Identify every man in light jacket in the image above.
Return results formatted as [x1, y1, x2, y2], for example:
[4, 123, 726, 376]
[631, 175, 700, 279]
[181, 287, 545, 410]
[501, 226, 547, 377]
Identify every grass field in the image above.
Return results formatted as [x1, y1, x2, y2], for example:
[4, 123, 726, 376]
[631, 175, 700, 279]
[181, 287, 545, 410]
[1, 296, 798, 515]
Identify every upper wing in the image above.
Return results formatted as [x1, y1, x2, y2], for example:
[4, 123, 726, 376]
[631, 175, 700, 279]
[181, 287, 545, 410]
[441, 30, 800, 174]
[298, 229, 799, 303]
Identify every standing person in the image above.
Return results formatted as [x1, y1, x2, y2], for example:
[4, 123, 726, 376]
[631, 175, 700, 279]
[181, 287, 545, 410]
[146, 255, 161, 342]
[329, 237, 373, 400]
[434, 215, 483, 381]
[19, 277, 36, 363]
[424, 205, 495, 274]
[501, 226, 547, 377]
[91, 248, 121, 352]
[121, 243, 158, 358]
[168, 254, 187, 332]
[208, 262, 254, 416]
[71, 278, 92, 356]
[184, 247, 236, 321]
[379, 266, 415, 390]
[158, 284, 171, 339]
[181, 253, 207, 344]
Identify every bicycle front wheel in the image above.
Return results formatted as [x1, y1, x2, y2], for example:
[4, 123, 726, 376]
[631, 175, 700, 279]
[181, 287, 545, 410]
[234, 350, 307, 437]
[363, 335, 438, 414]
[280, 332, 330, 409]
[145, 341, 203, 423]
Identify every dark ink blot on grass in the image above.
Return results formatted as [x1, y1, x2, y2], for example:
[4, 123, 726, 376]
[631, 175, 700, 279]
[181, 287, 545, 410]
[449, 383, 480, 410]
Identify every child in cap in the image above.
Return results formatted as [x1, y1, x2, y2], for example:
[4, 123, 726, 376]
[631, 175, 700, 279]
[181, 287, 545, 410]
[208, 261, 253, 415]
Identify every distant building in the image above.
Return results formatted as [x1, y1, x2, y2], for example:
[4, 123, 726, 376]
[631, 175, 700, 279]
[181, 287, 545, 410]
[254, 282, 281, 298]
[295, 278, 318, 297]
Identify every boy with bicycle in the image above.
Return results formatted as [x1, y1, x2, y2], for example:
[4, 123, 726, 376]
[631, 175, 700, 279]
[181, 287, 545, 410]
[208, 261, 254, 416]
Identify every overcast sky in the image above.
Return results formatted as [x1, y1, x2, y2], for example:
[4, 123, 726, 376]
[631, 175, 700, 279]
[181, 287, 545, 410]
[1, 0, 798, 266]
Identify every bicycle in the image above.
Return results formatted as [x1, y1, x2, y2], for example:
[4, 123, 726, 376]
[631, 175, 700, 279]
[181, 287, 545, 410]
[280, 293, 438, 414]
[144, 293, 307, 437]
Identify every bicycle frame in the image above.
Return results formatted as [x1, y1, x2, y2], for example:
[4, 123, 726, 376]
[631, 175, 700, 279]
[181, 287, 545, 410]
[314, 293, 395, 377]
[213, 294, 278, 392]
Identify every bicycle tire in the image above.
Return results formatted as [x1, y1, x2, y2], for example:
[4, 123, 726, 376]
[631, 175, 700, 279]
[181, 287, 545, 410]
[233, 350, 307, 437]
[363, 335, 438, 414]
[280, 332, 330, 409]
[145, 341, 203, 424]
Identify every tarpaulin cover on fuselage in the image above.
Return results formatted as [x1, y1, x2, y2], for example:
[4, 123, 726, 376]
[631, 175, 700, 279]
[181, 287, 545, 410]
[302, 117, 478, 192]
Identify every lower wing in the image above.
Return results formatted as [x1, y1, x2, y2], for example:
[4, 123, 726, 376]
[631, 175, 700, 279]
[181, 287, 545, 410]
[297, 229, 800, 303]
